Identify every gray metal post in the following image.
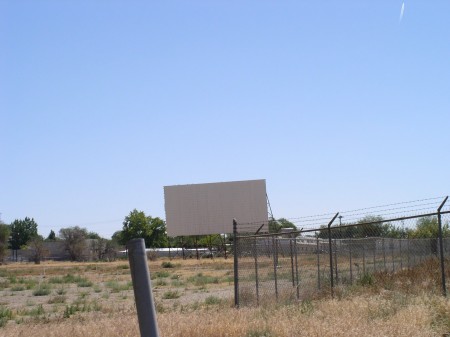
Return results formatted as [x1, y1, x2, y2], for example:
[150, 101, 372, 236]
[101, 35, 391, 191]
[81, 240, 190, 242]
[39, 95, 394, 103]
[254, 237, 259, 306]
[294, 237, 300, 299]
[349, 237, 353, 284]
[273, 236, 278, 300]
[233, 219, 239, 307]
[317, 236, 321, 290]
[127, 238, 160, 337]
[327, 213, 339, 297]
[334, 239, 338, 284]
[391, 238, 395, 272]
[362, 243, 366, 275]
[290, 239, 295, 287]
[437, 197, 448, 297]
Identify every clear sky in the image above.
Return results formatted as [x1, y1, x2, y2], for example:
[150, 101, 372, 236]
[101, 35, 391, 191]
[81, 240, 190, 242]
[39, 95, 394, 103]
[1, 1, 449, 239]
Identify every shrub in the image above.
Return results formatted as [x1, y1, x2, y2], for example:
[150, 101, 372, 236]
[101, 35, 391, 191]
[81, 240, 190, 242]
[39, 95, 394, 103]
[162, 290, 180, 299]
[32, 284, 51, 296]
[48, 295, 66, 304]
[204, 296, 222, 305]
[161, 261, 175, 268]
[0, 306, 12, 327]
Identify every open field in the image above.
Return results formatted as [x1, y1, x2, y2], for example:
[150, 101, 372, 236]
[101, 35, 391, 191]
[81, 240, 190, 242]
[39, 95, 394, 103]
[0, 258, 449, 337]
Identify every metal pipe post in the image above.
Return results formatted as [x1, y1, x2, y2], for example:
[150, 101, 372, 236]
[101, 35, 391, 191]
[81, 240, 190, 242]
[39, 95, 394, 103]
[327, 213, 339, 297]
[233, 219, 239, 307]
[127, 238, 160, 337]
[317, 236, 321, 290]
[437, 196, 448, 297]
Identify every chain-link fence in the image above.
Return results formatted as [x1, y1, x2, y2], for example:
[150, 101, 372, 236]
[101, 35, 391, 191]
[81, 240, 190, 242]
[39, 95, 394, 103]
[234, 210, 450, 307]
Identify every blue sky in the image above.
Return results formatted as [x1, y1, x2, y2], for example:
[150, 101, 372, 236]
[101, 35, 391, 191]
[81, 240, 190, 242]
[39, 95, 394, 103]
[1, 1, 449, 239]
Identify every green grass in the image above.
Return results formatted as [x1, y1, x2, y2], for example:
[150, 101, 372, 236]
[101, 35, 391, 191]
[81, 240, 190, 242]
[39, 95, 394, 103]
[10, 285, 26, 292]
[104, 280, 132, 293]
[48, 295, 66, 304]
[0, 306, 12, 327]
[77, 279, 93, 287]
[155, 279, 167, 286]
[188, 273, 220, 287]
[50, 274, 92, 287]
[32, 284, 51, 296]
[63, 300, 102, 318]
[22, 304, 45, 317]
[161, 261, 175, 268]
[204, 296, 223, 305]
[153, 271, 170, 278]
[162, 290, 180, 299]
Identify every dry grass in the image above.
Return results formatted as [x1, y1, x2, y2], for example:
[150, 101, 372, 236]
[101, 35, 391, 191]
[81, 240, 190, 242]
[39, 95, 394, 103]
[0, 258, 449, 337]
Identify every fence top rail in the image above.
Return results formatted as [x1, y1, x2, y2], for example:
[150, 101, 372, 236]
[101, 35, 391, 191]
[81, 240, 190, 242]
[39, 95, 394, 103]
[236, 210, 450, 239]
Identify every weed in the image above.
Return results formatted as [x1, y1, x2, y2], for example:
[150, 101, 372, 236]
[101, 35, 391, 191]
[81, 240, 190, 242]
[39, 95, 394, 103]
[56, 287, 67, 295]
[48, 295, 66, 304]
[358, 273, 375, 286]
[188, 273, 219, 287]
[32, 284, 51, 296]
[161, 261, 175, 268]
[105, 280, 131, 293]
[0, 306, 12, 327]
[163, 290, 180, 299]
[300, 299, 314, 315]
[11, 285, 26, 292]
[204, 296, 222, 305]
[154, 271, 170, 278]
[155, 279, 167, 286]
[77, 279, 93, 287]
[23, 304, 45, 317]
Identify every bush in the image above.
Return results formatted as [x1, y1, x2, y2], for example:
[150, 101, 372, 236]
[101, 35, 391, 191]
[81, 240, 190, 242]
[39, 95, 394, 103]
[32, 285, 51, 296]
[162, 290, 180, 299]
[161, 261, 175, 268]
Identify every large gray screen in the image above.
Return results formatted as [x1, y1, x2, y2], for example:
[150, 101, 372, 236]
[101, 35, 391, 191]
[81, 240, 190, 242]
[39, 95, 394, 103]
[164, 179, 268, 236]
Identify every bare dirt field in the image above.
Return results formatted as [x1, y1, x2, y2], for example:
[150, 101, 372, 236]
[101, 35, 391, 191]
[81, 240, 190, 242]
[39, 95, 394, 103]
[0, 257, 449, 337]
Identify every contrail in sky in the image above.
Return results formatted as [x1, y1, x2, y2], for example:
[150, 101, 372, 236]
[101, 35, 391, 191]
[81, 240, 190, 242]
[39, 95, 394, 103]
[400, 1, 405, 22]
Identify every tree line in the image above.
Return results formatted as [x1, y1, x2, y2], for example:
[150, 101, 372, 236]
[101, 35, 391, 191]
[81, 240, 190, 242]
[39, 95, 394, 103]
[316, 215, 450, 239]
[0, 211, 447, 264]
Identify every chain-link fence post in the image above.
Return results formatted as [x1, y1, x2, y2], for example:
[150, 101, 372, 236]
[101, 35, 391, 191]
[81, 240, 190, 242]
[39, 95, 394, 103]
[290, 239, 295, 287]
[437, 197, 448, 297]
[233, 219, 239, 307]
[273, 236, 278, 300]
[317, 236, 321, 290]
[327, 213, 339, 297]
[294, 237, 300, 299]
[253, 236, 259, 306]
[349, 237, 353, 284]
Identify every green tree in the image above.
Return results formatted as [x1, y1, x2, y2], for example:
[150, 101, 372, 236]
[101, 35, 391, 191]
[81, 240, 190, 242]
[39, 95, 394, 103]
[121, 209, 168, 248]
[269, 218, 297, 233]
[87, 231, 101, 240]
[91, 238, 118, 261]
[59, 226, 88, 261]
[111, 230, 125, 246]
[0, 223, 10, 263]
[147, 217, 168, 248]
[9, 217, 38, 250]
[122, 209, 152, 244]
[411, 216, 450, 238]
[27, 235, 49, 264]
[46, 230, 56, 241]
